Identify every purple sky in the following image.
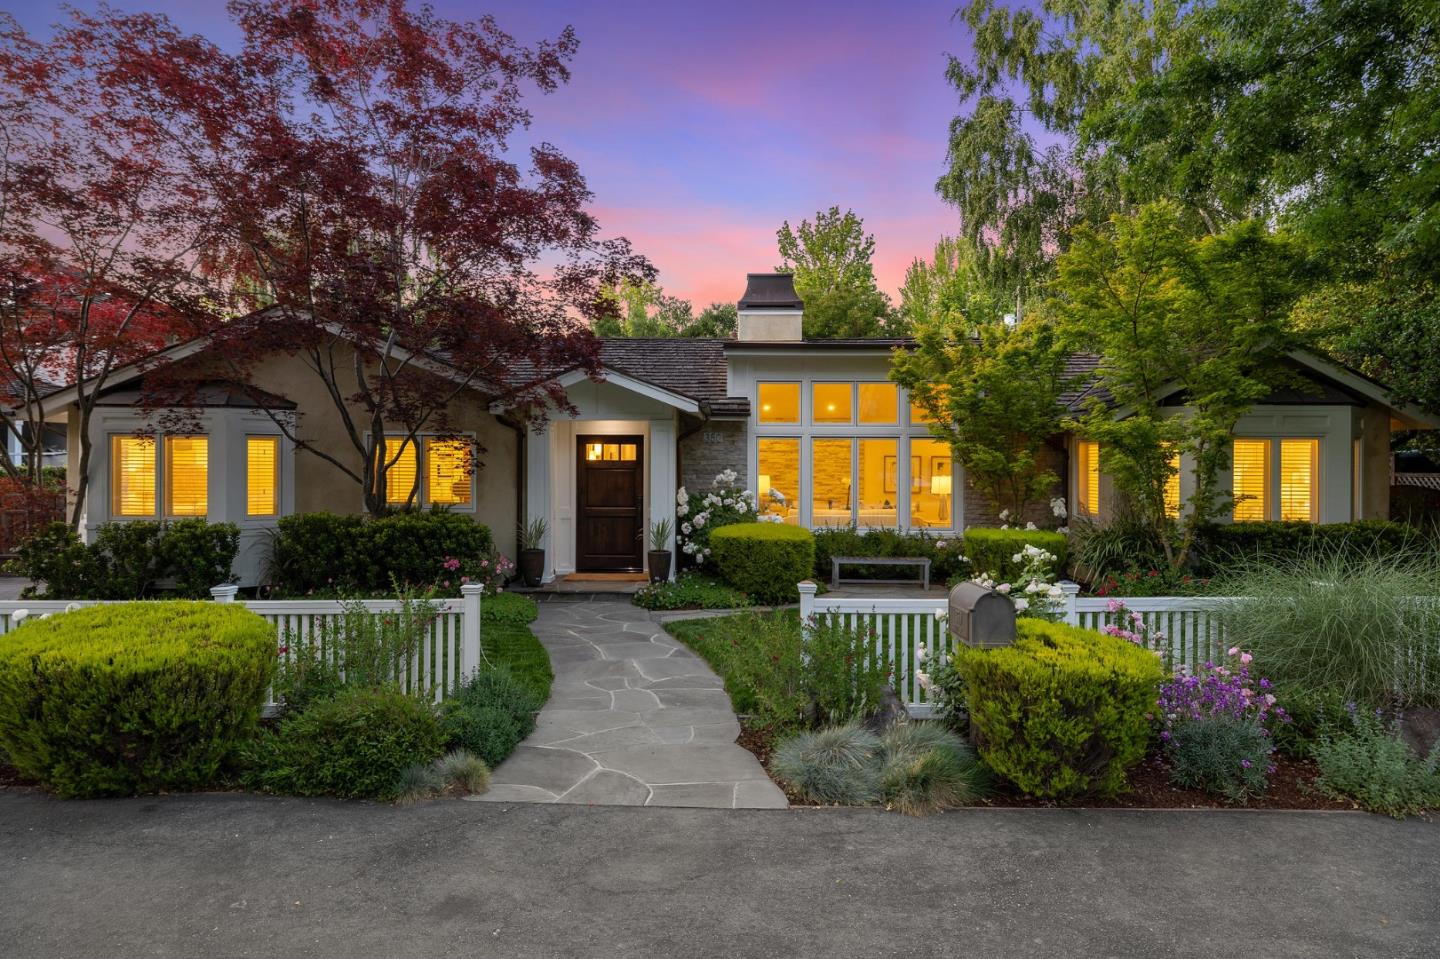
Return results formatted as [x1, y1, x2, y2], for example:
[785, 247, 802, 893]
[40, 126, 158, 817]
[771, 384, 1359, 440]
[16, 1, 975, 308]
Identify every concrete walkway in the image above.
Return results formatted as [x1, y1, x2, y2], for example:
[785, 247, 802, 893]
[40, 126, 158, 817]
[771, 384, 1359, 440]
[477, 598, 787, 808]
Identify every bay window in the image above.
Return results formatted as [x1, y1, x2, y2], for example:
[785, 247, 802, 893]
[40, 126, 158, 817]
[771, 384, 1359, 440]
[109, 434, 209, 519]
[247, 436, 280, 517]
[111, 435, 157, 518]
[164, 436, 208, 518]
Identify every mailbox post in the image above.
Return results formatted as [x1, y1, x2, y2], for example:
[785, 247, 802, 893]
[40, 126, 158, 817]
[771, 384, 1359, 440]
[948, 582, 1017, 648]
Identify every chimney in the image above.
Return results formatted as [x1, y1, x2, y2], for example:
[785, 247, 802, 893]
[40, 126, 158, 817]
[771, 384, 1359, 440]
[736, 273, 804, 341]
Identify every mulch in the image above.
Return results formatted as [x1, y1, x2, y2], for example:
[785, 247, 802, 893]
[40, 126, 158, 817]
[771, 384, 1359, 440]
[736, 722, 1361, 812]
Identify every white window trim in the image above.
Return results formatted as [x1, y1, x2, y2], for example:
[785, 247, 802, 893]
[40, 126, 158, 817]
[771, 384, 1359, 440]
[752, 379, 960, 532]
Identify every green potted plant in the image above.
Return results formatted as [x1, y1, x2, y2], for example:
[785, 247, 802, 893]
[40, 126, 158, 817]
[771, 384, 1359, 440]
[517, 516, 547, 587]
[647, 518, 673, 584]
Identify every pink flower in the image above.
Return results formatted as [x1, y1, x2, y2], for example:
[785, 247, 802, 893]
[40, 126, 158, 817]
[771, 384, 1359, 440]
[1227, 646, 1240, 657]
[1240, 652, 1253, 664]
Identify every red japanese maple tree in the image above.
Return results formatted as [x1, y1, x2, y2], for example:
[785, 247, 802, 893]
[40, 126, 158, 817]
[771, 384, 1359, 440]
[111, 0, 650, 513]
[0, 12, 217, 525]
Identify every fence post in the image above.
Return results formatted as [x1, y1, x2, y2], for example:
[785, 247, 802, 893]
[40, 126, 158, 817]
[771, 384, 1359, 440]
[459, 583, 484, 684]
[1058, 579, 1080, 626]
[210, 583, 239, 604]
[797, 580, 817, 667]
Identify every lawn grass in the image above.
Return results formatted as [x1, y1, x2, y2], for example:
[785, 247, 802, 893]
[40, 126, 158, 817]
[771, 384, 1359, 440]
[664, 610, 799, 717]
[481, 593, 551, 702]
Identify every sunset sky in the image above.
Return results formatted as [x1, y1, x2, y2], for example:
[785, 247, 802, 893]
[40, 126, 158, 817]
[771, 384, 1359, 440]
[17, 0, 978, 308]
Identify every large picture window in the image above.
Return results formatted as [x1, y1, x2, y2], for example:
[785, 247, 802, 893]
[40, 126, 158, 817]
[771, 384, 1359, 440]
[757, 438, 800, 524]
[857, 438, 897, 526]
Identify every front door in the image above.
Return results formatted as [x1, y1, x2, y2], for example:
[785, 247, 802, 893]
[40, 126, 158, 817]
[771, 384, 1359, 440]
[576, 435, 644, 571]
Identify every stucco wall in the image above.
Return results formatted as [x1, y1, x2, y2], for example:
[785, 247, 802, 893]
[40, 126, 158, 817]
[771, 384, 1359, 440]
[680, 418, 747, 492]
[88, 345, 520, 557]
[1359, 402, 1392, 520]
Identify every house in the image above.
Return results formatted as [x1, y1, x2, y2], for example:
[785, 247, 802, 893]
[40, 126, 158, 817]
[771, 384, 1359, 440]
[27, 272, 1440, 587]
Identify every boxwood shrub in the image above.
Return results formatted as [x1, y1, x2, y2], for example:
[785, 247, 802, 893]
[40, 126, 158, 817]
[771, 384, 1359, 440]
[955, 619, 1165, 799]
[963, 527, 1068, 582]
[711, 522, 816, 605]
[9, 520, 240, 600]
[242, 686, 444, 801]
[0, 602, 276, 797]
[269, 511, 493, 595]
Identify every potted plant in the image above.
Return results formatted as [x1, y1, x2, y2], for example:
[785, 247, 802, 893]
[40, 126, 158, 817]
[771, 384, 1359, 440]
[517, 517, 547, 587]
[647, 518, 673, 584]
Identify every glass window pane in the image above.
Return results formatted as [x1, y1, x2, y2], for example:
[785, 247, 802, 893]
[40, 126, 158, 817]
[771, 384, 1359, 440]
[811, 438, 853, 526]
[165, 436, 208, 517]
[812, 383, 852, 424]
[620, 443, 637, 461]
[1280, 439, 1318, 522]
[111, 435, 156, 517]
[603, 443, 619, 461]
[910, 438, 954, 528]
[1164, 449, 1181, 519]
[858, 383, 898, 424]
[585, 442, 603, 461]
[858, 438, 897, 526]
[380, 437, 418, 505]
[426, 438, 472, 507]
[908, 385, 949, 424]
[1232, 439, 1270, 521]
[758, 383, 800, 424]
[247, 436, 279, 516]
[1077, 440, 1100, 516]
[757, 438, 800, 524]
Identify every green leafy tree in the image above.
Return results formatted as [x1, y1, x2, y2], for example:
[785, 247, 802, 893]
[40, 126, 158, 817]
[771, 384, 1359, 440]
[681, 302, 737, 338]
[776, 207, 894, 338]
[891, 309, 1071, 520]
[1055, 202, 1313, 566]
[593, 280, 697, 337]
[899, 236, 1007, 332]
[942, 0, 1440, 410]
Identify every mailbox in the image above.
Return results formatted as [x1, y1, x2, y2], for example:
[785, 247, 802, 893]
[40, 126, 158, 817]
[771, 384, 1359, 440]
[948, 581, 1017, 648]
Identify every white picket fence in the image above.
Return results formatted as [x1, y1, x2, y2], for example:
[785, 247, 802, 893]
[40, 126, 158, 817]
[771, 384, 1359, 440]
[0, 583, 486, 709]
[798, 580, 1231, 717]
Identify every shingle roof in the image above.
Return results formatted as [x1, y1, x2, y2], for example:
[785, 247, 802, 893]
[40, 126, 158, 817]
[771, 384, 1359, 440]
[597, 338, 750, 416]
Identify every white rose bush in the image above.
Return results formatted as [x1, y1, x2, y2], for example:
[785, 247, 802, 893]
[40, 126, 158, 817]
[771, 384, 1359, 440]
[676, 469, 762, 568]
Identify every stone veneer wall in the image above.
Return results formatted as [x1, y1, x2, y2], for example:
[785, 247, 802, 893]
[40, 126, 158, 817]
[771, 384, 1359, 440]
[679, 418, 748, 492]
[961, 442, 1068, 529]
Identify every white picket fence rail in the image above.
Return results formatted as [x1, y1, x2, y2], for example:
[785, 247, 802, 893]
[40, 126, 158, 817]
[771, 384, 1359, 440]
[798, 580, 1232, 717]
[0, 583, 485, 709]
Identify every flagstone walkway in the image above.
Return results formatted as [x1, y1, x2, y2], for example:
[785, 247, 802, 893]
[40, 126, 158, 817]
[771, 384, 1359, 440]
[474, 599, 788, 809]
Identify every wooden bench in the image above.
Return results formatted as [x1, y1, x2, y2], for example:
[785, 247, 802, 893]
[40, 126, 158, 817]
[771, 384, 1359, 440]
[830, 556, 931, 591]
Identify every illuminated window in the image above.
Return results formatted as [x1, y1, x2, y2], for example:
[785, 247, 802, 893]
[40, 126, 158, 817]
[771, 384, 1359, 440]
[164, 436, 208, 517]
[583, 441, 636, 463]
[1163, 449, 1181, 520]
[812, 383, 852, 424]
[757, 438, 800, 524]
[1232, 439, 1270, 521]
[811, 438, 853, 525]
[1280, 439, 1318, 522]
[246, 436, 279, 517]
[378, 437, 418, 506]
[858, 438, 897, 526]
[426, 438, 473, 507]
[758, 383, 800, 424]
[908, 385, 949, 424]
[111, 436, 157, 518]
[911, 438, 954, 528]
[858, 383, 898, 424]
[1076, 441, 1100, 516]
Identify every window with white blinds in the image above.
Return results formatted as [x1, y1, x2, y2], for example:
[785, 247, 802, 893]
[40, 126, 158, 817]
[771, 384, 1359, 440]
[164, 436, 209, 517]
[1279, 439, 1319, 522]
[378, 437, 419, 506]
[1076, 441, 1100, 516]
[426, 438, 473, 507]
[1232, 439, 1270, 521]
[247, 436, 280, 517]
[111, 435, 157, 517]
[1163, 450, 1181, 519]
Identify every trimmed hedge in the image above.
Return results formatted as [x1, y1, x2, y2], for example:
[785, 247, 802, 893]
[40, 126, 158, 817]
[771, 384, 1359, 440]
[955, 619, 1165, 799]
[711, 522, 816, 605]
[812, 527, 970, 584]
[963, 527, 1068, 582]
[9, 520, 240, 600]
[1190, 520, 1423, 576]
[242, 686, 444, 801]
[0, 602, 276, 797]
[269, 511, 493, 594]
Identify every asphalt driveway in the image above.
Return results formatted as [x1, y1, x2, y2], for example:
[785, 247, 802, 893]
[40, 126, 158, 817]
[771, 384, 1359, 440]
[1, 792, 1435, 959]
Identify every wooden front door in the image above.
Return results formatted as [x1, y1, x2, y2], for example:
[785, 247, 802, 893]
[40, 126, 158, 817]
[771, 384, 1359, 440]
[576, 435, 644, 571]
